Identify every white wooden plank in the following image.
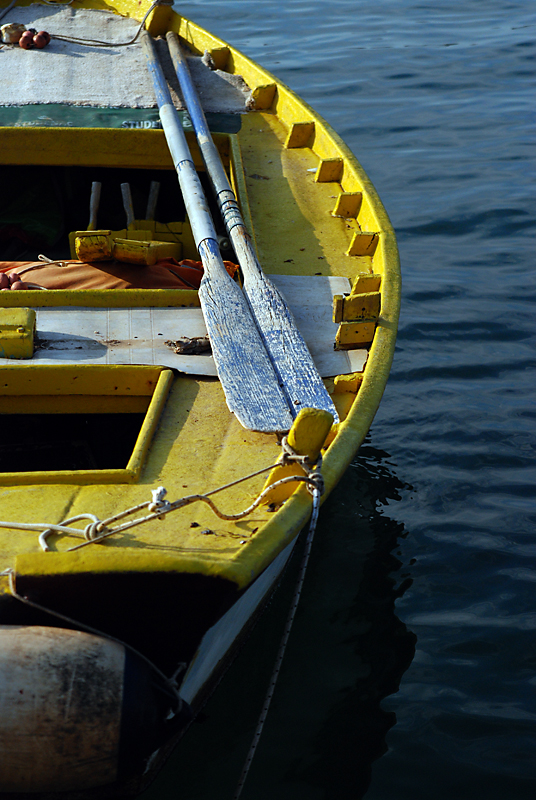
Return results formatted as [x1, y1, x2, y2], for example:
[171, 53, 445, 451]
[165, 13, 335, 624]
[0, 276, 368, 379]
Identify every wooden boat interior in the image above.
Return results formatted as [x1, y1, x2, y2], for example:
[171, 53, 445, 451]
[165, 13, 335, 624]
[0, 0, 400, 718]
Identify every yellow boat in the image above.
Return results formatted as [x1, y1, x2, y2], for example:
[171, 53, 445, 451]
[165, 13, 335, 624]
[0, 0, 400, 796]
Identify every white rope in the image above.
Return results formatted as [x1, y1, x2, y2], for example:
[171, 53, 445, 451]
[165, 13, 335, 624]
[233, 482, 323, 800]
[50, 0, 162, 48]
[0, 435, 325, 783]
[0, 437, 324, 552]
[0, 0, 164, 48]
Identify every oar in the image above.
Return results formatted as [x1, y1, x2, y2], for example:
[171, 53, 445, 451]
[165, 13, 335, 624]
[87, 181, 101, 231]
[145, 180, 161, 221]
[120, 183, 136, 230]
[141, 30, 293, 433]
[166, 31, 338, 423]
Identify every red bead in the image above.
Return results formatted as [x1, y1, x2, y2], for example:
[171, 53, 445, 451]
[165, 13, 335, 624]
[19, 31, 34, 49]
[33, 32, 49, 49]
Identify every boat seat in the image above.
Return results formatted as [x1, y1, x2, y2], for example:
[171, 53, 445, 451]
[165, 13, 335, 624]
[0, 274, 367, 378]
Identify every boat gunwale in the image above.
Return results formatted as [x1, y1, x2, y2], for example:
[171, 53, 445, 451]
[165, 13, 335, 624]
[0, 0, 401, 590]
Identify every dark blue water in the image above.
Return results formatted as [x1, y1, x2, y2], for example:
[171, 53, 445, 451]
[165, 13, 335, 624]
[143, 1, 536, 797]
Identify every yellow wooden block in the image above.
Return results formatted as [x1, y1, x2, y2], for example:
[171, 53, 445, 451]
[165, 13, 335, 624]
[333, 373, 363, 394]
[112, 239, 182, 266]
[315, 158, 343, 183]
[144, 1, 174, 37]
[252, 84, 277, 109]
[75, 230, 113, 262]
[335, 320, 376, 349]
[72, 228, 155, 260]
[342, 291, 381, 321]
[284, 121, 315, 149]
[261, 408, 334, 505]
[332, 192, 362, 218]
[333, 294, 345, 324]
[350, 273, 381, 294]
[346, 232, 379, 256]
[333, 291, 380, 323]
[0, 308, 35, 359]
[208, 46, 230, 70]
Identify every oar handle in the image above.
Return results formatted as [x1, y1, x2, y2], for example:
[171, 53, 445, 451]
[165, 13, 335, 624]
[141, 30, 218, 251]
[121, 183, 135, 230]
[166, 33, 229, 195]
[146, 180, 160, 221]
[166, 32, 245, 241]
[87, 181, 101, 231]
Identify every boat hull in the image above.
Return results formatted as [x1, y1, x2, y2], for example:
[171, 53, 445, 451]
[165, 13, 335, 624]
[0, 0, 400, 795]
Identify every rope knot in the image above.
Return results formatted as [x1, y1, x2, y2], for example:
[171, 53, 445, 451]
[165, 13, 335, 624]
[84, 520, 109, 541]
[278, 437, 324, 496]
[306, 466, 325, 497]
[148, 486, 171, 519]
[279, 436, 311, 469]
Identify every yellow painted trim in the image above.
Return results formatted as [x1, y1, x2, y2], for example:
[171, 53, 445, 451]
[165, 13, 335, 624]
[0, 127, 205, 170]
[0, 289, 200, 308]
[0, 395, 150, 414]
[0, 364, 164, 396]
[0, 368, 173, 486]
[125, 368, 174, 478]
[0, 308, 35, 359]
[13, 550, 238, 584]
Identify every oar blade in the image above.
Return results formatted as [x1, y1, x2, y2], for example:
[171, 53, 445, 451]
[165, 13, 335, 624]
[198, 241, 294, 432]
[242, 271, 339, 421]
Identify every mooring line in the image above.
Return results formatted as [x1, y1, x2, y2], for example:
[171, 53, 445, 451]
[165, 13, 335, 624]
[233, 482, 322, 799]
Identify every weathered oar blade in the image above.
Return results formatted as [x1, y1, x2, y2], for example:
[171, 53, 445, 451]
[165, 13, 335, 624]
[141, 30, 293, 432]
[166, 31, 338, 423]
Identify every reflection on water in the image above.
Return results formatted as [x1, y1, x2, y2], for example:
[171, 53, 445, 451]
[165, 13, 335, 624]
[141, 445, 416, 800]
